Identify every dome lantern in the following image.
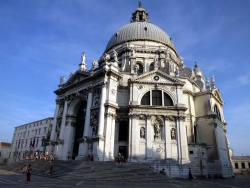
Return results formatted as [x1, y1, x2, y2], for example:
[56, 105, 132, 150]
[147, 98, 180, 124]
[131, 1, 149, 22]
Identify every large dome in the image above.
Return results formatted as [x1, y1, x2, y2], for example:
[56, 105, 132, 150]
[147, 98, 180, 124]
[105, 22, 175, 52]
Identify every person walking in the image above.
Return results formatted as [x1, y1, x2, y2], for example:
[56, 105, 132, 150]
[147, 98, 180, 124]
[67, 151, 71, 160]
[26, 164, 32, 183]
[188, 168, 193, 181]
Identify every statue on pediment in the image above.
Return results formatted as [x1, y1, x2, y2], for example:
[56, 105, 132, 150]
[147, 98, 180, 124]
[92, 60, 98, 69]
[79, 52, 87, 71]
[113, 50, 118, 62]
[60, 76, 65, 85]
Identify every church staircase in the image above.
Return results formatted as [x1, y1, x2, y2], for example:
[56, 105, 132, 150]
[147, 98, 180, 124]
[0, 160, 174, 183]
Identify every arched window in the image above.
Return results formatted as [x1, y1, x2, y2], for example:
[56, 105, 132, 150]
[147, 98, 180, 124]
[164, 93, 173, 106]
[141, 90, 173, 106]
[119, 121, 128, 141]
[149, 63, 154, 71]
[214, 105, 221, 121]
[141, 91, 150, 105]
[136, 63, 143, 75]
[152, 90, 162, 106]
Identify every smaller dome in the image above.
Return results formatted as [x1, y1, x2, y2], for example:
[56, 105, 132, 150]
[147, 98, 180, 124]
[193, 62, 202, 76]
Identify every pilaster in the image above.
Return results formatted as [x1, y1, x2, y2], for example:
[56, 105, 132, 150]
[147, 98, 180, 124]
[62, 116, 76, 160]
[50, 99, 60, 141]
[164, 115, 171, 158]
[146, 114, 152, 159]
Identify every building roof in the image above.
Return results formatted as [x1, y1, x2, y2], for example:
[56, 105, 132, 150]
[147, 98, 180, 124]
[104, 5, 175, 52]
[0, 142, 11, 147]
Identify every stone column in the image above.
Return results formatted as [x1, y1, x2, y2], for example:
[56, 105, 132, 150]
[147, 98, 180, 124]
[178, 116, 189, 163]
[97, 83, 106, 137]
[59, 100, 68, 140]
[164, 116, 171, 158]
[130, 114, 138, 162]
[109, 116, 116, 160]
[50, 99, 60, 141]
[104, 113, 116, 161]
[77, 90, 93, 160]
[62, 117, 76, 160]
[146, 114, 152, 159]
[128, 115, 132, 161]
[176, 116, 182, 163]
[57, 100, 68, 159]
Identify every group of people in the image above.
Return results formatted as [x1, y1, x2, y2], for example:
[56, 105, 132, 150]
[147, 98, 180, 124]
[67, 151, 77, 160]
[26, 150, 54, 162]
[86, 154, 94, 161]
[117, 153, 126, 163]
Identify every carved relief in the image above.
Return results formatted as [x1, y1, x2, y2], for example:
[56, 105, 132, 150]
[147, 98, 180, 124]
[90, 112, 99, 136]
[58, 105, 64, 116]
[111, 89, 116, 96]
[140, 127, 145, 139]
[138, 85, 143, 90]
[55, 123, 61, 141]
[171, 128, 176, 140]
[156, 145, 163, 154]
[92, 88, 101, 106]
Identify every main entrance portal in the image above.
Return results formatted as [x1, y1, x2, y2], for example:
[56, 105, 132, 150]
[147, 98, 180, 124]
[73, 101, 87, 155]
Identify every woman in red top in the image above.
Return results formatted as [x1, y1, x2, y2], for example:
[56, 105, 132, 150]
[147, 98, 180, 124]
[26, 164, 32, 183]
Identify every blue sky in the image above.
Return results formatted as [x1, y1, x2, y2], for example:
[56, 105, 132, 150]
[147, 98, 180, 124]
[0, 0, 249, 156]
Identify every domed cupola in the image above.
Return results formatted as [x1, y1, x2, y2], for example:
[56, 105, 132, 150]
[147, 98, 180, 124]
[193, 62, 202, 76]
[104, 2, 176, 54]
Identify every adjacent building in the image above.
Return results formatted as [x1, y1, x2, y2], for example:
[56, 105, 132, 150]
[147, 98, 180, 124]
[0, 142, 11, 164]
[10, 117, 53, 162]
[230, 155, 250, 175]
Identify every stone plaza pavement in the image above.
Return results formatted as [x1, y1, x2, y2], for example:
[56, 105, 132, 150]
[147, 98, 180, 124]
[0, 170, 249, 188]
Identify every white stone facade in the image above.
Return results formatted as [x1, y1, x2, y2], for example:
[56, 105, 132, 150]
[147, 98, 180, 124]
[10, 117, 53, 162]
[0, 142, 11, 164]
[11, 5, 233, 178]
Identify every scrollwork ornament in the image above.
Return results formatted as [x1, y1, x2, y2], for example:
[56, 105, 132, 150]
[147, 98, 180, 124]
[146, 114, 151, 120]
[139, 114, 146, 120]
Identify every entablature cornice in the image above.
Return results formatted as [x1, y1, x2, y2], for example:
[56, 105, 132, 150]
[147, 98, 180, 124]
[183, 90, 194, 96]
[128, 105, 187, 112]
[128, 113, 186, 121]
[130, 80, 184, 86]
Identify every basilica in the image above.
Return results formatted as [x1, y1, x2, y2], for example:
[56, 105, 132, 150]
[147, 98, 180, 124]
[19, 4, 233, 178]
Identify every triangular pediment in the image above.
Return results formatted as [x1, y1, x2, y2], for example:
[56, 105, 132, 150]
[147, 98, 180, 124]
[130, 69, 185, 86]
[63, 71, 91, 88]
[212, 89, 224, 105]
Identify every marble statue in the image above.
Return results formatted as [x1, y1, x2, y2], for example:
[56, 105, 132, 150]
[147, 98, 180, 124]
[92, 60, 98, 69]
[113, 50, 118, 62]
[60, 76, 65, 85]
[171, 128, 176, 140]
[154, 124, 161, 140]
[140, 127, 145, 139]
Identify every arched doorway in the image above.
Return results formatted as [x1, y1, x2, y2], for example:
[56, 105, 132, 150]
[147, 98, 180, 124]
[73, 101, 87, 155]
[118, 121, 128, 158]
